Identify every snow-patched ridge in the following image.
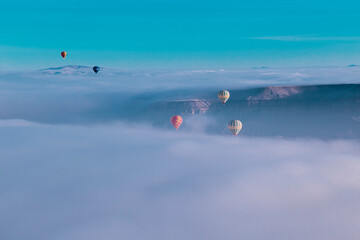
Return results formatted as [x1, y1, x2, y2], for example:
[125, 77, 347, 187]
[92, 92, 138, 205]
[171, 99, 212, 114]
[247, 86, 301, 104]
[147, 98, 212, 115]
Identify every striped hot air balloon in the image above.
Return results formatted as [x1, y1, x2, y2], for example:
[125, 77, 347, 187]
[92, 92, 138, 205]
[218, 90, 230, 104]
[171, 115, 183, 130]
[228, 120, 242, 136]
[61, 51, 67, 59]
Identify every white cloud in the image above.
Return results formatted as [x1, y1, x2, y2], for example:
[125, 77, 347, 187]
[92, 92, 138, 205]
[0, 119, 40, 127]
[251, 36, 360, 42]
[0, 122, 359, 240]
[353, 116, 360, 122]
[2, 65, 360, 94]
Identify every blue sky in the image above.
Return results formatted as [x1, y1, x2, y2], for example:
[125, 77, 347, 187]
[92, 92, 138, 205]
[1, 0, 360, 70]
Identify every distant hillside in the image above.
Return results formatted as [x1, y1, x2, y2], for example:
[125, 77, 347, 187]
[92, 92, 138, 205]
[0, 65, 359, 138]
[38, 65, 94, 75]
[132, 84, 360, 138]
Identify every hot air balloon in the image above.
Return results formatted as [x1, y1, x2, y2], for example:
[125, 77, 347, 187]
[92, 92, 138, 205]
[218, 90, 230, 104]
[93, 66, 100, 73]
[60, 51, 67, 59]
[171, 115, 183, 130]
[228, 120, 242, 136]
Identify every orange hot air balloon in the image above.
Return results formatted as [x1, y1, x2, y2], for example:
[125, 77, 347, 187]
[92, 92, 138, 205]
[171, 115, 183, 130]
[61, 51, 67, 59]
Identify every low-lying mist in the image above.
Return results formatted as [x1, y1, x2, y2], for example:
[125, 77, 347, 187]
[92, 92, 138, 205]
[0, 121, 359, 240]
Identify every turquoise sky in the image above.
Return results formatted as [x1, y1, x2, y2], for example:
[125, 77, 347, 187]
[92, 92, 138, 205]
[1, 0, 360, 70]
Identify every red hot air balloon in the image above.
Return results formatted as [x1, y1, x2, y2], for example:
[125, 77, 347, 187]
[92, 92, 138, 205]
[170, 115, 183, 130]
[61, 51, 67, 59]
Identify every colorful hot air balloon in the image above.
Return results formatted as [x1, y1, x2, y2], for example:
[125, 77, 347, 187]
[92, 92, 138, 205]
[61, 51, 67, 59]
[218, 90, 230, 104]
[171, 115, 183, 130]
[228, 120, 242, 136]
[93, 66, 100, 73]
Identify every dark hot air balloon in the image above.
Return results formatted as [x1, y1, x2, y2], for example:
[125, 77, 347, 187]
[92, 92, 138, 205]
[61, 51, 67, 59]
[93, 66, 100, 73]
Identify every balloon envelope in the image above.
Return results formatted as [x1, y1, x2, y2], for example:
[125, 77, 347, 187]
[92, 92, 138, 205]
[218, 90, 230, 104]
[171, 115, 183, 130]
[228, 120, 242, 136]
[93, 66, 100, 73]
[60, 51, 67, 59]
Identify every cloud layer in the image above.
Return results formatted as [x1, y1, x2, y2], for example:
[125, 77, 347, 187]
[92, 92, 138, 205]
[0, 122, 359, 240]
[0, 66, 359, 239]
